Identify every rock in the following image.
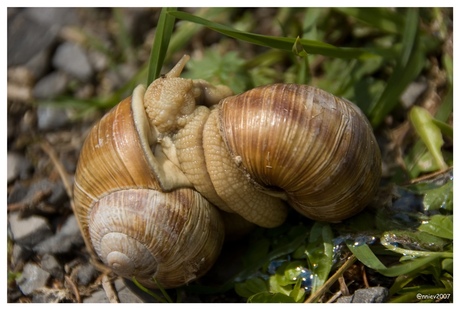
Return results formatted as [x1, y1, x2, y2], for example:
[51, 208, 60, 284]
[34, 215, 84, 255]
[352, 286, 388, 303]
[8, 212, 52, 248]
[41, 254, 64, 281]
[25, 7, 79, 28]
[76, 263, 98, 286]
[400, 80, 428, 108]
[25, 48, 52, 80]
[33, 71, 69, 100]
[336, 286, 389, 303]
[7, 8, 58, 66]
[10, 244, 33, 268]
[17, 263, 50, 296]
[115, 279, 145, 303]
[336, 295, 353, 303]
[52, 42, 93, 81]
[83, 289, 110, 303]
[7, 152, 32, 183]
[82, 279, 146, 303]
[37, 105, 71, 131]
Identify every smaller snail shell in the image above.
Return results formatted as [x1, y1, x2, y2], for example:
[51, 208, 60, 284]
[89, 188, 223, 289]
[73, 84, 225, 289]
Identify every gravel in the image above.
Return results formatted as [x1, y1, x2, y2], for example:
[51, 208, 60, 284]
[7, 7, 160, 303]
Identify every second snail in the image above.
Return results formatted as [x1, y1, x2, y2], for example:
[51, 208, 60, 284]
[73, 55, 382, 289]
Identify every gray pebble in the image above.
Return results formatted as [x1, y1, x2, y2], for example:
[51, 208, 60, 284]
[7, 152, 32, 183]
[114, 278, 144, 303]
[37, 105, 71, 131]
[76, 263, 98, 286]
[33, 71, 69, 100]
[336, 286, 389, 303]
[336, 295, 353, 303]
[41, 254, 64, 281]
[25, 7, 78, 28]
[34, 215, 84, 255]
[83, 289, 110, 303]
[353, 286, 388, 303]
[17, 263, 50, 296]
[52, 42, 93, 81]
[8, 212, 52, 249]
[7, 8, 58, 66]
[400, 81, 428, 108]
[82, 279, 145, 303]
[10, 244, 33, 268]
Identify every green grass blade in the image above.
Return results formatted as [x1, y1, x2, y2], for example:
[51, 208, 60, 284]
[147, 8, 177, 84]
[347, 241, 444, 278]
[168, 10, 378, 60]
[369, 8, 425, 127]
[335, 8, 405, 34]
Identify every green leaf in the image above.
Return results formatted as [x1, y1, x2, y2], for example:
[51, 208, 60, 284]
[442, 258, 453, 274]
[432, 118, 453, 139]
[418, 215, 453, 240]
[182, 49, 249, 94]
[234, 277, 268, 298]
[410, 106, 448, 171]
[346, 242, 387, 271]
[147, 8, 177, 84]
[289, 278, 306, 302]
[247, 291, 296, 303]
[381, 230, 449, 253]
[423, 180, 453, 211]
[305, 222, 333, 292]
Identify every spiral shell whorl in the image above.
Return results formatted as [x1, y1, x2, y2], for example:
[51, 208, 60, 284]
[218, 84, 381, 222]
[88, 188, 224, 289]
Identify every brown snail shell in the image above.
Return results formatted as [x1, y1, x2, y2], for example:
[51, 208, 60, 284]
[216, 83, 381, 222]
[73, 85, 225, 289]
[73, 55, 381, 289]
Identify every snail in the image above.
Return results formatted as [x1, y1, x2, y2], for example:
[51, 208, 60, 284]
[73, 55, 381, 289]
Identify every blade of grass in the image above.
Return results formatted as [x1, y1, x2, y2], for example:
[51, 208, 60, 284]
[346, 241, 444, 277]
[168, 10, 379, 60]
[147, 8, 177, 84]
[335, 8, 405, 34]
[369, 8, 425, 127]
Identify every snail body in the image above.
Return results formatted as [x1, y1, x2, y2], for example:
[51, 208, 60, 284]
[73, 55, 381, 289]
